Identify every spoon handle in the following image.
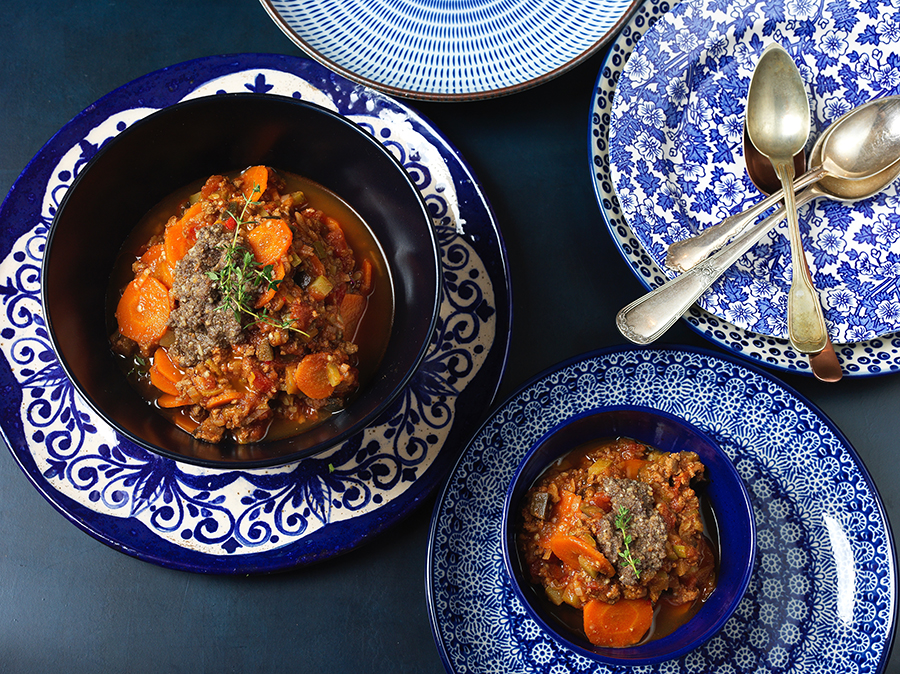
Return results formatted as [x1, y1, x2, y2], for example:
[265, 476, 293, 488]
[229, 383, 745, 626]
[664, 165, 825, 272]
[616, 187, 819, 344]
[774, 160, 829, 354]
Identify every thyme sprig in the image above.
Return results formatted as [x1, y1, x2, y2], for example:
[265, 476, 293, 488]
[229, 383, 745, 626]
[615, 506, 641, 580]
[205, 183, 306, 335]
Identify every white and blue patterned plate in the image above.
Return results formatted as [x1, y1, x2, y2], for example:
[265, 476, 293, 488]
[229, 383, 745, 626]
[591, 0, 900, 377]
[258, 0, 642, 100]
[607, 0, 900, 345]
[427, 345, 897, 673]
[0, 54, 511, 573]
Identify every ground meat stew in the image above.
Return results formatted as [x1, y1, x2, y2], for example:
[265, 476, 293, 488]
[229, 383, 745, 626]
[109, 165, 388, 444]
[517, 436, 717, 648]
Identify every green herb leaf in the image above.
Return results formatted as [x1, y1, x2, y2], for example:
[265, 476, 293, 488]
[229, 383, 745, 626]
[615, 506, 641, 580]
[205, 181, 307, 336]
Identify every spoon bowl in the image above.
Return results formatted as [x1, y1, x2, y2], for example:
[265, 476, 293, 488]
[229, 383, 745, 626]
[617, 116, 900, 347]
[666, 95, 900, 272]
[746, 43, 825, 354]
[743, 125, 842, 381]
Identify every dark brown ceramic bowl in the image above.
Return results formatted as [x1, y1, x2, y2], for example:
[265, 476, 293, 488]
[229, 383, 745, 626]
[42, 93, 440, 468]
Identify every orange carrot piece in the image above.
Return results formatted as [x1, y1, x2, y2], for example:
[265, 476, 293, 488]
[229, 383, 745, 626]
[583, 598, 653, 648]
[163, 219, 189, 268]
[549, 534, 615, 576]
[359, 258, 373, 295]
[241, 165, 269, 200]
[153, 347, 182, 383]
[254, 261, 285, 308]
[115, 274, 170, 347]
[139, 243, 175, 288]
[293, 353, 335, 399]
[173, 414, 200, 434]
[555, 490, 583, 522]
[247, 218, 293, 266]
[339, 293, 366, 339]
[164, 201, 205, 265]
[158, 393, 192, 408]
[206, 390, 243, 408]
[150, 365, 180, 396]
[623, 459, 648, 480]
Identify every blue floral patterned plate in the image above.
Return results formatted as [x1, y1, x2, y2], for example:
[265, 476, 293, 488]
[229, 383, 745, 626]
[0, 54, 511, 573]
[591, 0, 900, 377]
[427, 345, 896, 673]
[608, 0, 900, 345]
[258, 0, 642, 101]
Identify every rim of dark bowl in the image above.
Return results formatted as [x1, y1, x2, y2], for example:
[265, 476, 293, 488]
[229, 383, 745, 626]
[501, 404, 757, 666]
[41, 93, 441, 469]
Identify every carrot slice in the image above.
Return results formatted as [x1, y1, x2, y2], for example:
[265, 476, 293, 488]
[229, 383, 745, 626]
[359, 258, 373, 295]
[555, 490, 583, 522]
[173, 414, 200, 434]
[165, 200, 209, 265]
[549, 534, 615, 576]
[115, 274, 170, 347]
[149, 365, 180, 396]
[153, 347, 183, 383]
[293, 353, 335, 399]
[158, 393, 192, 408]
[583, 598, 653, 648]
[206, 390, 243, 408]
[254, 261, 286, 308]
[339, 293, 366, 339]
[247, 218, 293, 266]
[241, 165, 269, 200]
[623, 458, 648, 480]
[140, 243, 175, 288]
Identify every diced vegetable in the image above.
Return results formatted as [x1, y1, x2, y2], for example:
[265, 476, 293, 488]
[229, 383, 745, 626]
[307, 275, 334, 301]
[529, 491, 551, 519]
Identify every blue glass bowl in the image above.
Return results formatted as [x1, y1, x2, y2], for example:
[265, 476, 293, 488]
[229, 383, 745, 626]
[502, 405, 756, 666]
[42, 93, 440, 468]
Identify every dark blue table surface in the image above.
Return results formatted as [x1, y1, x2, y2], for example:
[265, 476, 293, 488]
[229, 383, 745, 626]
[1, 1, 897, 672]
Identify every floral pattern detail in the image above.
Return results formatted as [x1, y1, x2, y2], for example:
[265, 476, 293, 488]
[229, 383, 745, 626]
[428, 346, 895, 674]
[609, 0, 900, 344]
[590, 0, 900, 377]
[0, 56, 510, 572]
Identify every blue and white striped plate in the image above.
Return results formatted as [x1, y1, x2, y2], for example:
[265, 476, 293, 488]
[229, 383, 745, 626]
[259, 0, 641, 100]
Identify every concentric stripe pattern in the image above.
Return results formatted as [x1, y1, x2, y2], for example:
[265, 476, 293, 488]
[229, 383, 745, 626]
[267, 0, 637, 97]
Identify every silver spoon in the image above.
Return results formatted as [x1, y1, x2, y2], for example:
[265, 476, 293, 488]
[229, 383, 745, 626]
[747, 43, 824, 354]
[616, 123, 900, 346]
[666, 95, 900, 273]
[744, 126, 842, 381]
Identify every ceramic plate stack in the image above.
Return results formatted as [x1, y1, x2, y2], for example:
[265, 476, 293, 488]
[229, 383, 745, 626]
[594, 0, 900, 377]
[259, 0, 642, 100]
[427, 345, 897, 673]
[0, 54, 511, 573]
